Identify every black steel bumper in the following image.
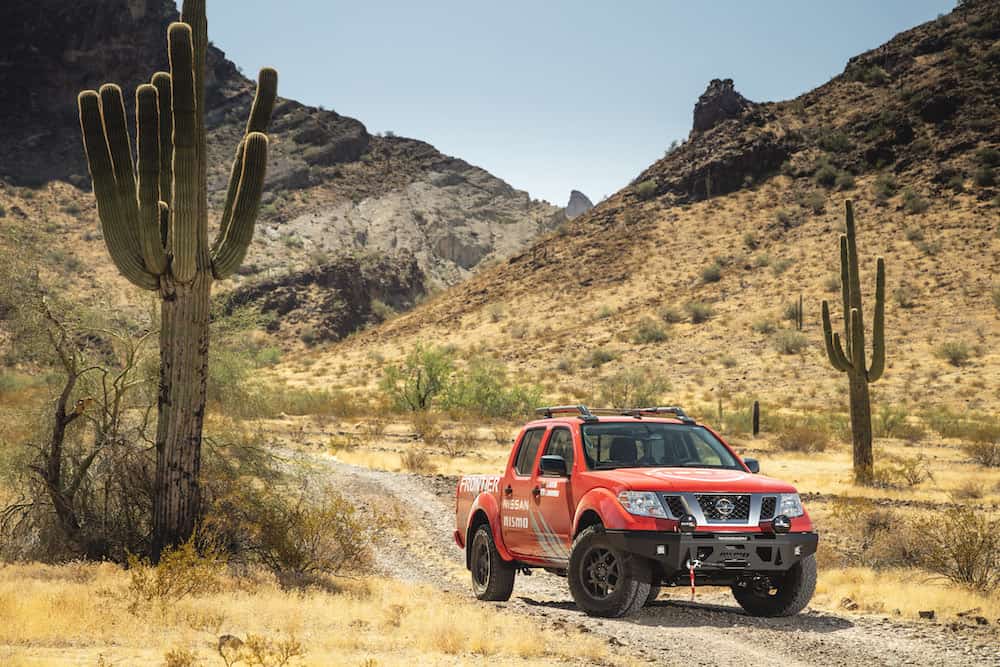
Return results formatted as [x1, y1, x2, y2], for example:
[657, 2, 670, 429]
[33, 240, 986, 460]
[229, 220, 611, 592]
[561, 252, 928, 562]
[604, 530, 818, 574]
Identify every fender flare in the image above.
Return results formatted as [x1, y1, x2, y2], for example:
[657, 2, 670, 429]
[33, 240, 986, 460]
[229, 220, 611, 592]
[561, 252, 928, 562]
[465, 492, 516, 564]
[572, 487, 633, 535]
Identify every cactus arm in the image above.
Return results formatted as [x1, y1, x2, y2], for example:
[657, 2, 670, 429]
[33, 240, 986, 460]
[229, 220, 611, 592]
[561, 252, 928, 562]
[212, 68, 278, 260]
[151, 72, 173, 216]
[167, 23, 199, 283]
[849, 308, 866, 373]
[822, 300, 852, 372]
[136, 85, 168, 275]
[181, 0, 209, 259]
[78, 91, 159, 290]
[98, 85, 142, 251]
[158, 201, 170, 249]
[868, 257, 886, 381]
[839, 234, 851, 358]
[211, 133, 269, 279]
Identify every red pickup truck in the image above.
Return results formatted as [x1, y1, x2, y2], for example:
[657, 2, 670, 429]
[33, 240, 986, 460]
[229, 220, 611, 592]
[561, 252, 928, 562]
[455, 406, 818, 618]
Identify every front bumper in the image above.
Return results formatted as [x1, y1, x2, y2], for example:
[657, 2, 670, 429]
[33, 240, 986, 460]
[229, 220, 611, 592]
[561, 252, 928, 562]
[604, 530, 818, 574]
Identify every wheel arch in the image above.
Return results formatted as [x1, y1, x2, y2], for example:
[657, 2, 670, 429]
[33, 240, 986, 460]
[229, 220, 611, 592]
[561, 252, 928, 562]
[464, 493, 514, 568]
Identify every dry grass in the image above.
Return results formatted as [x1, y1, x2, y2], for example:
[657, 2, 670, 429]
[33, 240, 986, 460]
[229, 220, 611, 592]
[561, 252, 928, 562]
[0, 563, 616, 666]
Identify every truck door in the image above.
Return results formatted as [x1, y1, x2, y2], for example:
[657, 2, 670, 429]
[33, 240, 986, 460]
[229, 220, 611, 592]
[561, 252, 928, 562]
[500, 427, 546, 558]
[533, 426, 575, 563]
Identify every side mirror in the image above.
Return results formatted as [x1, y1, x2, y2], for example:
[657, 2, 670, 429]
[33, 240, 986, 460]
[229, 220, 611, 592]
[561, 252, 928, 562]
[744, 457, 760, 474]
[539, 455, 568, 477]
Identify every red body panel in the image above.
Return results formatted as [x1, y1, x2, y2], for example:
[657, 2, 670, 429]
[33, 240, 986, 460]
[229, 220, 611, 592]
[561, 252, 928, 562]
[455, 416, 815, 568]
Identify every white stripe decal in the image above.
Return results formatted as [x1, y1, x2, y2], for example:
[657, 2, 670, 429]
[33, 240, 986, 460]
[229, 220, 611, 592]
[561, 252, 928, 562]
[531, 505, 569, 560]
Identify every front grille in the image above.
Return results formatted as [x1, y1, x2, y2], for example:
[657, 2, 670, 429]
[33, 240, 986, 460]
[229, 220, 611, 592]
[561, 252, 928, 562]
[696, 494, 751, 521]
[760, 496, 777, 521]
[663, 495, 686, 518]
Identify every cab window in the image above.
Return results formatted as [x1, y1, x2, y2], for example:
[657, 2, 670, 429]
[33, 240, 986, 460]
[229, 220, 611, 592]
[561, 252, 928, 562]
[543, 428, 574, 472]
[513, 428, 544, 476]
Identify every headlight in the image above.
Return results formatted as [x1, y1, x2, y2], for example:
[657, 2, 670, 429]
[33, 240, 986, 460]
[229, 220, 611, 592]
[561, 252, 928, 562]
[617, 491, 667, 518]
[777, 493, 805, 518]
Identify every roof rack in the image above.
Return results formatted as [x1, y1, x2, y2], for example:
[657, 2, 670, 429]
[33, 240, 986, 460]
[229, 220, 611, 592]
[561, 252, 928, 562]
[534, 405, 695, 424]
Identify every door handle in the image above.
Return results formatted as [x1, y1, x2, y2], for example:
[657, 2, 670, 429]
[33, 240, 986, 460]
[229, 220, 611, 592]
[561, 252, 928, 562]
[504, 485, 513, 496]
[532, 487, 541, 497]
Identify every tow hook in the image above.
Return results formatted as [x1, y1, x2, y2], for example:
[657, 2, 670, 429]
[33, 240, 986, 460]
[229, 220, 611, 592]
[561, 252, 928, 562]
[686, 553, 703, 601]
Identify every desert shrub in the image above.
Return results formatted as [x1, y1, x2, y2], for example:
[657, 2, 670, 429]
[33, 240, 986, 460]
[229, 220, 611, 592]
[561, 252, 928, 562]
[659, 306, 684, 323]
[951, 480, 985, 501]
[597, 367, 669, 409]
[255, 346, 282, 366]
[401, 448, 434, 473]
[936, 341, 971, 366]
[910, 513, 1000, 592]
[370, 299, 396, 323]
[633, 317, 668, 344]
[992, 284, 1000, 311]
[635, 180, 657, 200]
[488, 304, 504, 323]
[817, 129, 853, 153]
[587, 347, 618, 367]
[798, 189, 826, 213]
[685, 301, 713, 324]
[963, 442, 1000, 467]
[974, 166, 996, 187]
[977, 147, 1000, 168]
[870, 454, 933, 488]
[379, 343, 454, 411]
[773, 330, 808, 355]
[917, 239, 941, 256]
[163, 648, 200, 667]
[742, 231, 758, 250]
[874, 405, 909, 438]
[814, 163, 839, 188]
[782, 299, 803, 324]
[125, 538, 226, 611]
[835, 171, 855, 190]
[594, 305, 614, 320]
[924, 409, 1000, 443]
[701, 262, 722, 283]
[237, 634, 306, 667]
[904, 226, 924, 242]
[752, 318, 776, 334]
[773, 425, 828, 452]
[825, 498, 920, 569]
[823, 274, 841, 292]
[442, 356, 541, 419]
[846, 63, 890, 85]
[775, 208, 798, 228]
[893, 283, 918, 309]
[411, 411, 443, 448]
[771, 257, 794, 275]
[753, 253, 772, 268]
[873, 173, 898, 201]
[901, 188, 929, 214]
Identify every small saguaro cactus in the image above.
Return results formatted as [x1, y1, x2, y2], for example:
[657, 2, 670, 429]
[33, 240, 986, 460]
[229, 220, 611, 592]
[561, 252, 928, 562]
[821, 201, 885, 483]
[77, 0, 277, 558]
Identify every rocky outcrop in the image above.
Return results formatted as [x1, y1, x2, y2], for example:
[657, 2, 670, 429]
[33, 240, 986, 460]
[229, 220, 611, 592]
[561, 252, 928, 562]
[223, 251, 425, 343]
[565, 190, 594, 219]
[691, 79, 755, 134]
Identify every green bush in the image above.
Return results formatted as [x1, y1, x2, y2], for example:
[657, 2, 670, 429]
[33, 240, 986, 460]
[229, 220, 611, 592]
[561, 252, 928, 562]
[775, 209, 798, 228]
[635, 180, 657, 201]
[773, 329, 809, 354]
[936, 341, 971, 366]
[901, 188, 929, 214]
[814, 163, 839, 188]
[442, 356, 541, 419]
[909, 513, 1000, 593]
[773, 425, 828, 452]
[835, 171, 855, 190]
[701, 262, 722, 283]
[873, 173, 898, 201]
[817, 129, 853, 153]
[973, 166, 996, 187]
[597, 367, 669, 409]
[894, 284, 918, 309]
[633, 317, 668, 344]
[771, 257, 794, 276]
[659, 306, 684, 324]
[379, 343, 455, 411]
[685, 302, 713, 324]
[587, 348, 618, 368]
[752, 318, 776, 334]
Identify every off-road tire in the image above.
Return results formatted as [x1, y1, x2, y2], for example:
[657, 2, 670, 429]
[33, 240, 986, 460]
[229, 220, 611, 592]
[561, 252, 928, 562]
[470, 524, 515, 601]
[645, 584, 661, 606]
[568, 525, 651, 618]
[731, 554, 816, 617]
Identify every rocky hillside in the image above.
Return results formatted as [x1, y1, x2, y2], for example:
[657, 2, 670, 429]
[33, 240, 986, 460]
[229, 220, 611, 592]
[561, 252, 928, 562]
[282, 0, 999, 415]
[0, 0, 563, 290]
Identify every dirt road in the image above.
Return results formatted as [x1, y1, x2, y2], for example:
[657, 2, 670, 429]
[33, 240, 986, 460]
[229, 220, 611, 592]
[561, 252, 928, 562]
[305, 452, 999, 666]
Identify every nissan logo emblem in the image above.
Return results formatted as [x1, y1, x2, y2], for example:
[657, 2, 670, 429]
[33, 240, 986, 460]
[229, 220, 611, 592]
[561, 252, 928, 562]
[715, 497, 735, 517]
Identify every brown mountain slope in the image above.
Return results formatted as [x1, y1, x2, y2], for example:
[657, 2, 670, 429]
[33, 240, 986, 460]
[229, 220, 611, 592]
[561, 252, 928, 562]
[277, 0, 1000, 415]
[0, 0, 562, 290]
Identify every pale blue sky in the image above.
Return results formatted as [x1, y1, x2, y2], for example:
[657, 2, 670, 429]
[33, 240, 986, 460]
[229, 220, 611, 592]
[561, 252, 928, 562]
[205, 1, 953, 206]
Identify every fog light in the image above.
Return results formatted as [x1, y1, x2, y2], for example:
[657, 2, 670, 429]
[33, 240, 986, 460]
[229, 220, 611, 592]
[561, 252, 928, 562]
[679, 514, 697, 532]
[656, 545, 666, 555]
[772, 515, 791, 533]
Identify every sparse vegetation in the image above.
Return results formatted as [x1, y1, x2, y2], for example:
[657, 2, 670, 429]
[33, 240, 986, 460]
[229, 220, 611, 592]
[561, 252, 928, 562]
[633, 317, 669, 344]
[587, 347, 619, 367]
[773, 329, 809, 354]
[597, 367, 669, 408]
[936, 341, 971, 366]
[701, 262, 722, 283]
[901, 188, 929, 214]
[379, 343, 455, 411]
[635, 179, 657, 200]
[659, 305, 684, 324]
[873, 173, 898, 201]
[773, 425, 828, 453]
[685, 301, 713, 324]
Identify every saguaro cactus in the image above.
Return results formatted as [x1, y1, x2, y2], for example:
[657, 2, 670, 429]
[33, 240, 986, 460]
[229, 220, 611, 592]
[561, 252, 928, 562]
[77, 0, 277, 558]
[821, 201, 885, 483]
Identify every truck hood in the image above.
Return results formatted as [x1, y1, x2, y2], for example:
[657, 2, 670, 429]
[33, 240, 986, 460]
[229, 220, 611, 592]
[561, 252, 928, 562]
[601, 467, 798, 494]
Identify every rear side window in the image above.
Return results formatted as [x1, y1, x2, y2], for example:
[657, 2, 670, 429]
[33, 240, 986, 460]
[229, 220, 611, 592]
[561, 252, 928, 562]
[543, 428, 574, 471]
[514, 429, 544, 476]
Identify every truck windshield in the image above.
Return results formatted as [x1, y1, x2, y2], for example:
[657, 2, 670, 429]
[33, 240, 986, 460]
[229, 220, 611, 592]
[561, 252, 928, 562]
[580, 423, 741, 470]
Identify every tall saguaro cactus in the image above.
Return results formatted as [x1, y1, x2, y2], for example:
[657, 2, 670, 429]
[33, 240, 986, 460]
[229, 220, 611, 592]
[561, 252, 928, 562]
[77, 0, 277, 558]
[821, 201, 885, 483]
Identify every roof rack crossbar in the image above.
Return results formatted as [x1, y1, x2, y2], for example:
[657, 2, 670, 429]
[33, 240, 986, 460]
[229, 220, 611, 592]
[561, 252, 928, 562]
[534, 405, 694, 424]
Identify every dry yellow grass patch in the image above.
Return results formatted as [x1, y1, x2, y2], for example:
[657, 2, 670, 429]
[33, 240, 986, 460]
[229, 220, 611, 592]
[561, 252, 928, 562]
[815, 567, 1000, 622]
[0, 563, 620, 666]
